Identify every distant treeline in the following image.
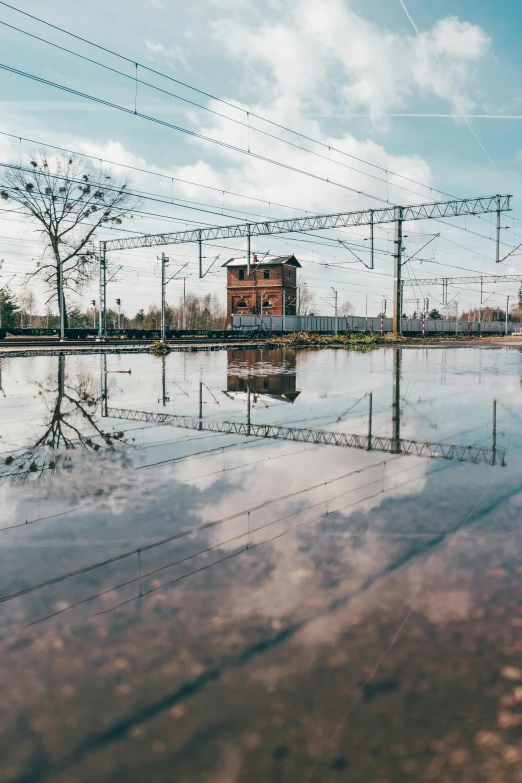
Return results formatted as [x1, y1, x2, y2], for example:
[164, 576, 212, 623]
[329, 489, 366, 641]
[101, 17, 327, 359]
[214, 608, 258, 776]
[0, 289, 227, 330]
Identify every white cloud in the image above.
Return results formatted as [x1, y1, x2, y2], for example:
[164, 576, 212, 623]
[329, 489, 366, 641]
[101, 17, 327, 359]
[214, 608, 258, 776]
[213, 1, 490, 121]
[144, 38, 191, 70]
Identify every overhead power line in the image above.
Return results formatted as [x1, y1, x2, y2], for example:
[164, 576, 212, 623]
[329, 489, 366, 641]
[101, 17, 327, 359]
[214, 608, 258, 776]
[0, 130, 312, 216]
[0, 61, 394, 207]
[0, 0, 458, 202]
[1, 0, 513, 247]
[0, 17, 447, 206]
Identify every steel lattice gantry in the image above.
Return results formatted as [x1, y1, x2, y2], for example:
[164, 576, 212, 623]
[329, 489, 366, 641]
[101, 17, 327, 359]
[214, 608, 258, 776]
[106, 407, 505, 466]
[103, 195, 511, 251]
[403, 274, 522, 286]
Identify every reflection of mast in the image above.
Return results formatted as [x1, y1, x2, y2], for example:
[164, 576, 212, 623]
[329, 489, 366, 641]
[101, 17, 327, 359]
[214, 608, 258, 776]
[392, 348, 401, 453]
[367, 392, 373, 450]
[492, 399, 497, 466]
[247, 384, 251, 437]
[101, 353, 108, 417]
[199, 380, 203, 431]
[0, 359, 5, 397]
[162, 355, 167, 407]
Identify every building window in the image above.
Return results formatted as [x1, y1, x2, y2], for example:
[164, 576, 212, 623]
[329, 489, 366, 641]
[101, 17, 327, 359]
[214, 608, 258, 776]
[238, 269, 245, 280]
[236, 300, 247, 309]
[263, 300, 272, 308]
[263, 269, 270, 279]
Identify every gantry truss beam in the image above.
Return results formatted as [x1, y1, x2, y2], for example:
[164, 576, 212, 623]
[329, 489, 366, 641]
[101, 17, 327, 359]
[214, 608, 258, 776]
[104, 195, 512, 252]
[404, 274, 522, 286]
[107, 408, 505, 466]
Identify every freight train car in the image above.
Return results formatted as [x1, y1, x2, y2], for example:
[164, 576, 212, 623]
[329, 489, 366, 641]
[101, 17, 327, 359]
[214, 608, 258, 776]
[231, 314, 509, 334]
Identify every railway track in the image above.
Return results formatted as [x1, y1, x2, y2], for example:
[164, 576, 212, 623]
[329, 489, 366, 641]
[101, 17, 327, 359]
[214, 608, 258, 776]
[0, 336, 268, 355]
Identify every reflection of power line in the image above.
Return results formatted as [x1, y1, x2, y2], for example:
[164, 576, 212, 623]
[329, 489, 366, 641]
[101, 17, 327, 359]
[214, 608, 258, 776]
[6, 459, 433, 635]
[0, 457, 401, 607]
[15, 484, 518, 781]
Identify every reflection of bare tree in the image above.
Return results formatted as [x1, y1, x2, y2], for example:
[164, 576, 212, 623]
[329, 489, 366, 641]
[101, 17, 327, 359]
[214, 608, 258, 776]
[1, 354, 124, 482]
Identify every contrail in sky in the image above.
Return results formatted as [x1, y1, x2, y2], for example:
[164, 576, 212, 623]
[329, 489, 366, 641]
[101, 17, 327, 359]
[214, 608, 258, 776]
[396, 0, 499, 173]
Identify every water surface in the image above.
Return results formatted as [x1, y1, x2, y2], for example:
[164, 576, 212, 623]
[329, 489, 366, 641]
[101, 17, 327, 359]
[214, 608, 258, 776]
[1, 346, 522, 782]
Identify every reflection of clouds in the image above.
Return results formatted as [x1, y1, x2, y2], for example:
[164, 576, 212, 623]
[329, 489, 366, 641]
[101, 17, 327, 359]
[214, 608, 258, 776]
[406, 554, 472, 624]
[173, 442, 427, 568]
[0, 485, 19, 528]
[2, 348, 522, 782]
[39, 451, 149, 514]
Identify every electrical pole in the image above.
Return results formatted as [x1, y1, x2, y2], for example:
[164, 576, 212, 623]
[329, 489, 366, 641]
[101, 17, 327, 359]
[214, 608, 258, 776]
[58, 255, 65, 341]
[116, 298, 121, 330]
[247, 225, 251, 277]
[158, 252, 169, 340]
[506, 295, 510, 335]
[369, 210, 374, 269]
[393, 206, 403, 335]
[282, 289, 286, 332]
[198, 232, 202, 278]
[496, 194, 501, 263]
[183, 277, 186, 330]
[332, 287, 338, 335]
[91, 299, 96, 330]
[365, 294, 368, 332]
[99, 242, 107, 340]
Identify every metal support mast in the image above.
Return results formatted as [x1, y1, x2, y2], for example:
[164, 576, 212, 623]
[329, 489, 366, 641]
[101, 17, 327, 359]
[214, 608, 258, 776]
[393, 207, 403, 335]
[247, 225, 251, 277]
[496, 194, 502, 263]
[369, 210, 374, 269]
[159, 252, 169, 340]
[98, 242, 107, 340]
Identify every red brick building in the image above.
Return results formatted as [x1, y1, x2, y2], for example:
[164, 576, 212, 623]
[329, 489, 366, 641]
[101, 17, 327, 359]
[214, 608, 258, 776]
[222, 254, 301, 323]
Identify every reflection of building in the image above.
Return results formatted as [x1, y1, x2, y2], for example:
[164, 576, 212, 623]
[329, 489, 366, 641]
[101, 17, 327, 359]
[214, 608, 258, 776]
[222, 255, 301, 324]
[226, 349, 301, 402]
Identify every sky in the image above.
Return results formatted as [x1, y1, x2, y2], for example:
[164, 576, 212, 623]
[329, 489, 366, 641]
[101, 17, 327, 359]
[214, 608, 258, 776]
[1, 0, 522, 317]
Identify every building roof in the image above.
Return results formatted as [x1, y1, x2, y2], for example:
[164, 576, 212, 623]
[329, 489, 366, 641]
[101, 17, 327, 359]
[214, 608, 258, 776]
[222, 254, 302, 268]
[224, 389, 301, 403]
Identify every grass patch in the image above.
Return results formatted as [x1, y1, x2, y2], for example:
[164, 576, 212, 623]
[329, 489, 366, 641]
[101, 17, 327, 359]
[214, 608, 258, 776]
[267, 331, 406, 348]
[149, 340, 171, 356]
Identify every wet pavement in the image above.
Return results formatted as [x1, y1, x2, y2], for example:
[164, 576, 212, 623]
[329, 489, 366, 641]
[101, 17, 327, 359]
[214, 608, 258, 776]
[1, 346, 522, 782]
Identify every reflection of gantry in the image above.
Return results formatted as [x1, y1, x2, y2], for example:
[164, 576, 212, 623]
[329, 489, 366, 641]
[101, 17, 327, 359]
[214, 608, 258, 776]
[107, 407, 505, 466]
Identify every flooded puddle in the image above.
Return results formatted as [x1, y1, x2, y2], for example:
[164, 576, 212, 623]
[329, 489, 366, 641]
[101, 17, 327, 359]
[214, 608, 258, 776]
[1, 346, 522, 782]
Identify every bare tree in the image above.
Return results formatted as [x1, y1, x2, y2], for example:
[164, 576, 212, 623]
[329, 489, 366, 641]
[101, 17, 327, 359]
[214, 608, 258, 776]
[0, 354, 125, 483]
[19, 289, 36, 328]
[297, 280, 317, 315]
[339, 300, 354, 317]
[0, 151, 138, 338]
